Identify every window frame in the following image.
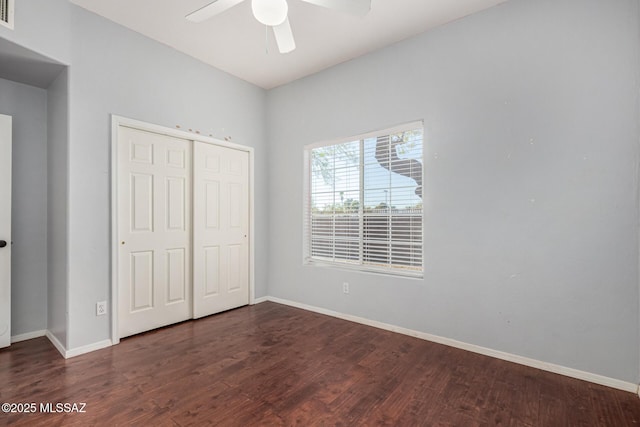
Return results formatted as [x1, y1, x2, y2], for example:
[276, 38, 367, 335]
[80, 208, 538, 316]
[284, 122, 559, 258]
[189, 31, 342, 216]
[303, 121, 425, 279]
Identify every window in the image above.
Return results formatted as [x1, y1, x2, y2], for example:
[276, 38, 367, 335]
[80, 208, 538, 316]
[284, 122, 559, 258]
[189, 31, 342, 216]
[304, 122, 424, 277]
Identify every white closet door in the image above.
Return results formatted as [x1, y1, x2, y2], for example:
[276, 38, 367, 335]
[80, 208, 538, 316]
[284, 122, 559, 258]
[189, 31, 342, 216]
[0, 114, 11, 348]
[193, 141, 249, 318]
[118, 126, 192, 338]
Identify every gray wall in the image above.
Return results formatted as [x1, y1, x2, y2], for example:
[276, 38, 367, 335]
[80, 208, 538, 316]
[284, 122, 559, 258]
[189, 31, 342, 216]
[0, 77, 48, 336]
[2, 0, 638, 387]
[267, 0, 640, 383]
[0, 0, 72, 346]
[0, 0, 268, 350]
[65, 8, 268, 349]
[0, 0, 71, 65]
[47, 68, 68, 347]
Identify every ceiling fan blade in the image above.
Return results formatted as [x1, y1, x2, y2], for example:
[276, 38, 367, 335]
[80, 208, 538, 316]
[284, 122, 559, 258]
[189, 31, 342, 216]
[273, 17, 296, 53]
[299, 0, 371, 16]
[186, 0, 246, 22]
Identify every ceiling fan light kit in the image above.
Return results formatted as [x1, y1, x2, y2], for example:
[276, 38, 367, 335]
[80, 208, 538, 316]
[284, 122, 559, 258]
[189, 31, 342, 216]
[251, 0, 288, 26]
[186, 0, 371, 54]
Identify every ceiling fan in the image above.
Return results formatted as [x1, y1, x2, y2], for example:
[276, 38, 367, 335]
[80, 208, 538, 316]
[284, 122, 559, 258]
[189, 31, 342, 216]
[186, 0, 372, 54]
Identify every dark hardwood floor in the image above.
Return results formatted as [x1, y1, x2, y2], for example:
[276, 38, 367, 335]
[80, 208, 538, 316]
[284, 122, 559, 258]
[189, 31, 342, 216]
[1, 302, 639, 426]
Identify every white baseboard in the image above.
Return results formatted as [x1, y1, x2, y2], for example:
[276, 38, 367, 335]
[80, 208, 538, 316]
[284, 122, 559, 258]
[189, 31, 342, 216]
[65, 339, 112, 359]
[266, 296, 639, 395]
[252, 296, 269, 304]
[45, 330, 67, 357]
[45, 330, 112, 359]
[11, 330, 46, 343]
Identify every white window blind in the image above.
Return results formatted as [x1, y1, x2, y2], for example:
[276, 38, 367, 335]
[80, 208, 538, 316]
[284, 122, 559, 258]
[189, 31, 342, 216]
[304, 122, 423, 277]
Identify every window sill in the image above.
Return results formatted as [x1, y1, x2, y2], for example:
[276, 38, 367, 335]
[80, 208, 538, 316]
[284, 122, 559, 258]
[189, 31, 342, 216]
[304, 260, 424, 280]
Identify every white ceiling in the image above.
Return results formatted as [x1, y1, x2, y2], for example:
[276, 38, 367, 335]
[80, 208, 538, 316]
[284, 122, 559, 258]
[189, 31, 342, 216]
[69, 0, 508, 89]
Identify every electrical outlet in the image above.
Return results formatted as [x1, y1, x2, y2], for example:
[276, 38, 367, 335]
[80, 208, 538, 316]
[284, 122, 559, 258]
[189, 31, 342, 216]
[343, 282, 349, 294]
[96, 301, 107, 316]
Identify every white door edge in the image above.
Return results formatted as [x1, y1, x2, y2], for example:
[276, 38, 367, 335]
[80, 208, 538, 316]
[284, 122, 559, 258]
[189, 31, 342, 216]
[0, 114, 12, 349]
[110, 115, 255, 345]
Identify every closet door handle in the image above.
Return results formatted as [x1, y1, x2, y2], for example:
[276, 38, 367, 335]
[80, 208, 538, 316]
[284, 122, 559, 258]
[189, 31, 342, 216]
[0, 240, 6, 248]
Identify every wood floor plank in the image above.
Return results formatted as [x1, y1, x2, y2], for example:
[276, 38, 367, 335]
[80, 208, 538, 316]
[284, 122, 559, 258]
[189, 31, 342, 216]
[1, 302, 639, 426]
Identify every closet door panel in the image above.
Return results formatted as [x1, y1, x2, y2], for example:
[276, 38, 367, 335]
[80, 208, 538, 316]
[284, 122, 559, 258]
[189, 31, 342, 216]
[193, 141, 249, 318]
[118, 127, 192, 338]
